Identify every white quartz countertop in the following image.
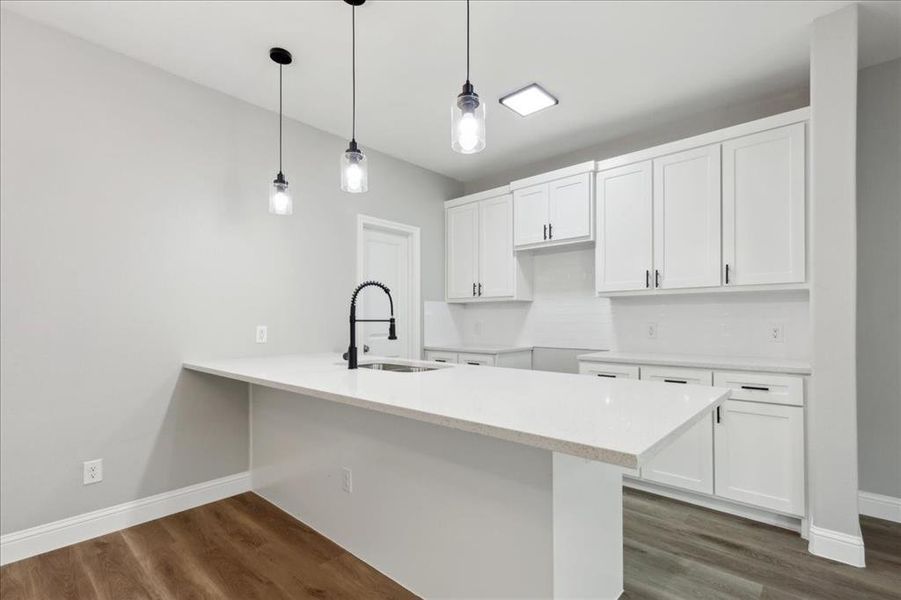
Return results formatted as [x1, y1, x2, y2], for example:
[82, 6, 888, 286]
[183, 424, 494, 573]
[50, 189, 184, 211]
[577, 351, 812, 375]
[183, 353, 729, 469]
[424, 344, 533, 355]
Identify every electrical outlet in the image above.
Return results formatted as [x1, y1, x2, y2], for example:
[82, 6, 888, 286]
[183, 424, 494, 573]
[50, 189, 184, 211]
[255, 325, 268, 344]
[342, 467, 353, 494]
[768, 322, 785, 343]
[83, 459, 103, 485]
[647, 322, 658, 339]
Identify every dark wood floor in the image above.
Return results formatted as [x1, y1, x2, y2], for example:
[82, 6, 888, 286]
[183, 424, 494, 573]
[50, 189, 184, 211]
[1, 489, 898, 600]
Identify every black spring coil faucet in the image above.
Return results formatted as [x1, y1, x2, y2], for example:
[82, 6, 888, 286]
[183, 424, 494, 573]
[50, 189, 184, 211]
[346, 281, 397, 369]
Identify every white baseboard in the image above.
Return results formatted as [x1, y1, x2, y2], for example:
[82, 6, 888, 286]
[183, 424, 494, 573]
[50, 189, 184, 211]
[808, 524, 866, 567]
[0, 471, 250, 566]
[859, 490, 901, 523]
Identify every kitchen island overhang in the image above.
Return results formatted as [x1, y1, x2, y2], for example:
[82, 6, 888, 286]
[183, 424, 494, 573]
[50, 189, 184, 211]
[184, 354, 729, 599]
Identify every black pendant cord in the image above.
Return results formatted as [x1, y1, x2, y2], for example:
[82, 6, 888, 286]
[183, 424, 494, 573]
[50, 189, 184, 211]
[351, 4, 356, 143]
[466, 0, 470, 83]
[278, 63, 283, 174]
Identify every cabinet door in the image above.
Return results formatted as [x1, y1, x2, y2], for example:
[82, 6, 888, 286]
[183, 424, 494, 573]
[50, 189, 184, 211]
[653, 145, 722, 289]
[640, 367, 714, 494]
[513, 184, 549, 247]
[446, 203, 479, 300]
[548, 173, 592, 242]
[714, 400, 805, 516]
[478, 195, 515, 298]
[595, 162, 653, 292]
[722, 123, 806, 286]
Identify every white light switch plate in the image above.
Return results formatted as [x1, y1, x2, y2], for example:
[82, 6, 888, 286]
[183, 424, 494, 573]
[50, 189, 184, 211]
[768, 322, 785, 343]
[646, 323, 658, 339]
[256, 325, 268, 344]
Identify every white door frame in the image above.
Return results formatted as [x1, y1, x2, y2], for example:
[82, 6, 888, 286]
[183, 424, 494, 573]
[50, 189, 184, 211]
[356, 214, 422, 359]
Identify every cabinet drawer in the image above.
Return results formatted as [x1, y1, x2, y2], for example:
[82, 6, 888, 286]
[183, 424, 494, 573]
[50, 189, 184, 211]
[640, 366, 713, 386]
[459, 353, 496, 367]
[425, 351, 458, 364]
[713, 371, 803, 407]
[578, 362, 639, 379]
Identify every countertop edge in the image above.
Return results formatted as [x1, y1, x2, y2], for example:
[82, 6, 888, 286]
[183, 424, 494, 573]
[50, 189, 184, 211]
[183, 361, 646, 469]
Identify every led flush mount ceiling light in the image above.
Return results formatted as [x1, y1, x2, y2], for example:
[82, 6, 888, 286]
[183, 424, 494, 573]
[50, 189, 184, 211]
[268, 47, 293, 215]
[451, 0, 485, 154]
[499, 83, 559, 117]
[341, 0, 368, 194]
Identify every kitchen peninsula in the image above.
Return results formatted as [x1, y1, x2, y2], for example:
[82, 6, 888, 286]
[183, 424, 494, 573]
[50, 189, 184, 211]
[184, 354, 729, 599]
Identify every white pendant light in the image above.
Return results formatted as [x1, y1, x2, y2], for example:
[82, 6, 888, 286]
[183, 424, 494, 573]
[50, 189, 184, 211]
[269, 47, 293, 215]
[451, 0, 485, 154]
[341, 0, 368, 193]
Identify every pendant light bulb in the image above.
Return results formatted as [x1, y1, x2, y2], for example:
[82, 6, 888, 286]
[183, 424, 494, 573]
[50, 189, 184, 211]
[341, 0, 368, 193]
[269, 172, 292, 215]
[341, 140, 368, 194]
[269, 47, 293, 215]
[452, 0, 485, 154]
[452, 82, 486, 154]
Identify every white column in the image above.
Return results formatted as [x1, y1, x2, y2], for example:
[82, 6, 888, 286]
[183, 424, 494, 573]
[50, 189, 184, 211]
[807, 4, 866, 567]
[553, 452, 624, 599]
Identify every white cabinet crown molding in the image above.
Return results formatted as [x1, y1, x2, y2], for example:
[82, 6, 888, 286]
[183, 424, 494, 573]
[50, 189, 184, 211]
[444, 185, 511, 209]
[594, 107, 810, 173]
[509, 161, 596, 191]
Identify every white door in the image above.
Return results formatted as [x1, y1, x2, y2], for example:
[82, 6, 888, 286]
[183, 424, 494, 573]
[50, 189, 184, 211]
[640, 367, 714, 494]
[595, 162, 653, 292]
[548, 173, 592, 242]
[446, 203, 479, 300]
[358, 221, 416, 359]
[478, 194, 515, 298]
[513, 184, 549, 247]
[722, 123, 806, 286]
[714, 400, 805, 516]
[653, 145, 722, 289]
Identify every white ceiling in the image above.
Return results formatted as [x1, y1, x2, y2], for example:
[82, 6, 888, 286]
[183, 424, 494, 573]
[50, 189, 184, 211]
[3, 1, 900, 182]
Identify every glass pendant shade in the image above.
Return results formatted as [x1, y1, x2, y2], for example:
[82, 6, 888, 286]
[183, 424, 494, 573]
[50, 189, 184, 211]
[269, 173, 293, 215]
[451, 84, 486, 154]
[340, 141, 368, 194]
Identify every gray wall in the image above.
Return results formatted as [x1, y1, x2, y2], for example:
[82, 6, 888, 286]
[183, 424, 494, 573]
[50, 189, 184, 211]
[464, 88, 809, 194]
[857, 58, 901, 499]
[0, 12, 461, 534]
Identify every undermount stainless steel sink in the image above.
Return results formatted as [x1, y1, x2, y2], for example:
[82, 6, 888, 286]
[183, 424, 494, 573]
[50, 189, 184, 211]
[358, 362, 443, 373]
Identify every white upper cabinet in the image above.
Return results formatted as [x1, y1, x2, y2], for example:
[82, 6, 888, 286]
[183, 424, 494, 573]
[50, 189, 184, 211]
[548, 173, 593, 242]
[653, 144, 722, 290]
[595, 161, 653, 292]
[445, 188, 532, 303]
[594, 109, 809, 296]
[478, 194, 515, 298]
[446, 202, 479, 300]
[512, 185, 548, 246]
[512, 163, 595, 250]
[722, 123, 806, 286]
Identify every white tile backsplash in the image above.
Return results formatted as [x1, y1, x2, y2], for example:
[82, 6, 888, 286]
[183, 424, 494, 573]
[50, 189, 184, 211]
[433, 247, 810, 360]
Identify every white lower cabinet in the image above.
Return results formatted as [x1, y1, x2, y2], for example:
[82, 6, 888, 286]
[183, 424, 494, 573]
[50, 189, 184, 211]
[640, 367, 714, 495]
[425, 349, 533, 369]
[578, 362, 639, 379]
[714, 400, 805, 516]
[425, 351, 458, 364]
[458, 352, 496, 367]
[578, 359, 807, 518]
